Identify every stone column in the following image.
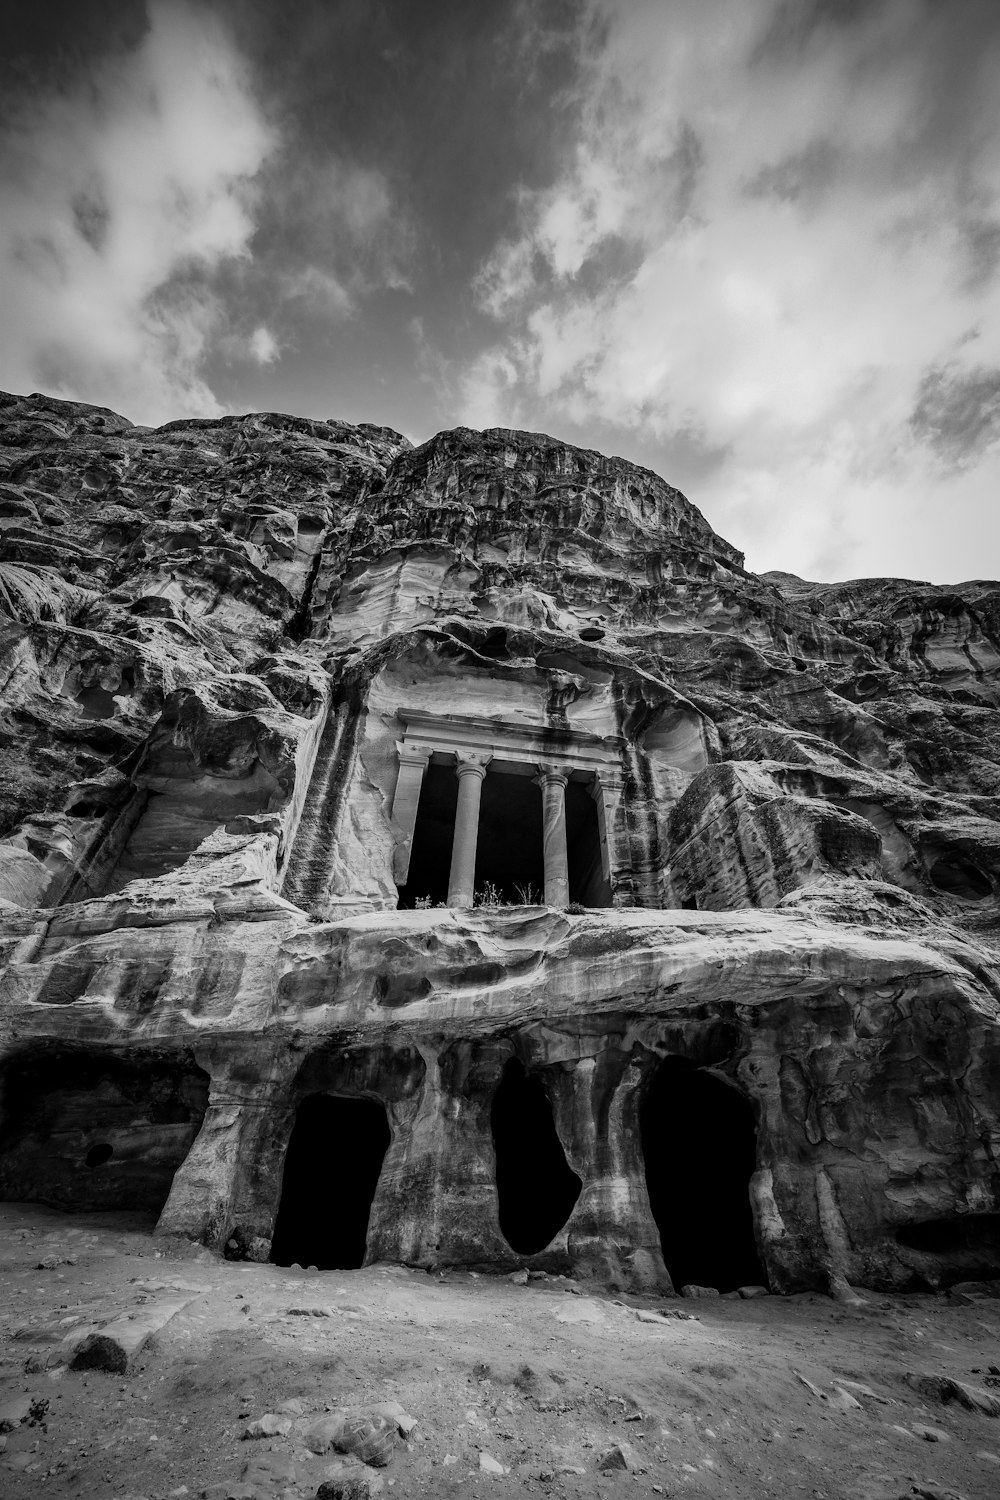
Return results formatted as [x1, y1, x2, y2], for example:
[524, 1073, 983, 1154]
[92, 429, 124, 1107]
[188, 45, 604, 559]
[367, 1041, 513, 1269]
[155, 1086, 274, 1253]
[447, 756, 489, 908]
[591, 767, 628, 902]
[545, 1048, 671, 1292]
[535, 767, 569, 907]
[390, 742, 431, 884]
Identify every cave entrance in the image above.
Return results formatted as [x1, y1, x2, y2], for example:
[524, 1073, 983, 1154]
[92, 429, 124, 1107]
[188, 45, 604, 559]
[491, 1059, 582, 1254]
[640, 1057, 765, 1292]
[896, 1213, 1000, 1286]
[270, 1094, 390, 1269]
[0, 1050, 209, 1218]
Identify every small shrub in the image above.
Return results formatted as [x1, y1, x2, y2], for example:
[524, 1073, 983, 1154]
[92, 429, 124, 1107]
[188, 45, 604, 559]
[566, 901, 587, 915]
[474, 880, 504, 907]
[513, 882, 540, 905]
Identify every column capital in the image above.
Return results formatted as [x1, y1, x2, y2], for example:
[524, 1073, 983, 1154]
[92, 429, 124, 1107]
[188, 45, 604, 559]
[455, 754, 491, 780]
[534, 764, 569, 789]
[395, 741, 431, 768]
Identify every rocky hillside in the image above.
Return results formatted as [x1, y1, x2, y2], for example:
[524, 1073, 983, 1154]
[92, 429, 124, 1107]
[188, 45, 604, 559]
[0, 388, 999, 1306]
[2, 388, 998, 934]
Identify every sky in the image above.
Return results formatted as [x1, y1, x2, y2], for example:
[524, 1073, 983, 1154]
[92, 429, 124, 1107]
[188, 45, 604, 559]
[1, 0, 999, 584]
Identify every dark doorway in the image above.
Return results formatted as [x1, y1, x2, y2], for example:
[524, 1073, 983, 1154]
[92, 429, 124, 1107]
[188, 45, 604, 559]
[640, 1057, 765, 1291]
[474, 772, 544, 903]
[397, 762, 458, 907]
[566, 780, 611, 906]
[270, 1094, 390, 1269]
[491, 1059, 582, 1254]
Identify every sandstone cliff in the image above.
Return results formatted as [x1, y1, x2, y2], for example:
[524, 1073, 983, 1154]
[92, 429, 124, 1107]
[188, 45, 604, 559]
[1, 388, 998, 1297]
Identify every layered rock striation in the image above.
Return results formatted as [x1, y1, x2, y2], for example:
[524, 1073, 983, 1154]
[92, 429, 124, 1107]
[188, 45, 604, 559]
[1, 389, 998, 1296]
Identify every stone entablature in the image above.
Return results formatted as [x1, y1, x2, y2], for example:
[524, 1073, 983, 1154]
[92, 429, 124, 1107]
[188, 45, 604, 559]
[395, 708, 626, 778]
[391, 708, 627, 904]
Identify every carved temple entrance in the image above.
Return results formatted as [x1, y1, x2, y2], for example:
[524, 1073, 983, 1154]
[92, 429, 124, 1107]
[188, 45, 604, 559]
[391, 710, 623, 908]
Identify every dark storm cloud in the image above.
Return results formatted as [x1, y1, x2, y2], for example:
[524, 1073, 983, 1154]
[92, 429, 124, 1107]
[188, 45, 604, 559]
[911, 363, 1000, 469]
[2, 0, 1000, 583]
[215, 0, 582, 274]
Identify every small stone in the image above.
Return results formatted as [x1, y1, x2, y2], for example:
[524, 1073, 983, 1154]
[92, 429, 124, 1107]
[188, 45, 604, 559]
[737, 1285, 769, 1298]
[507, 1269, 529, 1285]
[242, 1414, 292, 1440]
[597, 1442, 638, 1473]
[479, 1452, 505, 1474]
[912, 1423, 950, 1442]
[373, 1402, 418, 1438]
[305, 1416, 346, 1455]
[0, 1396, 33, 1433]
[680, 1284, 720, 1298]
[316, 1479, 381, 1500]
[334, 1412, 397, 1467]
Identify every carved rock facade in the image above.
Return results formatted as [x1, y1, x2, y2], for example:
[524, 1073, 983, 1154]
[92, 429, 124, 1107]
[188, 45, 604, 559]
[1, 390, 998, 1294]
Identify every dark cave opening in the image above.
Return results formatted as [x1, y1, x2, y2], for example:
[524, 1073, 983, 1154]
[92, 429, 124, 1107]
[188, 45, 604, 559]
[896, 1213, 1000, 1284]
[640, 1057, 765, 1292]
[928, 855, 992, 900]
[270, 1094, 391, 1270]
[491, 1059, 582, 1255]
[0, 1050, 209, 1216]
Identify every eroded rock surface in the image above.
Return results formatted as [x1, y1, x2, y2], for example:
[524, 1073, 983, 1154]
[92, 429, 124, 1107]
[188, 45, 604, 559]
[1, 389, 999, 1296]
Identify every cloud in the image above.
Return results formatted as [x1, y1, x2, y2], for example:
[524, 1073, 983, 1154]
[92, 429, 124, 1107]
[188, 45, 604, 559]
[458, 0, 1000, 580]
[0, 1, 275, 423]
[910, 362, 1000, 469]
[254, 154, 411, 318]
[248, 325, 280, 365]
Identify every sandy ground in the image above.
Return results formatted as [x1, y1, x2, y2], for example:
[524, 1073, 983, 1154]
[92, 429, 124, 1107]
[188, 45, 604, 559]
[1, 1204, 999, 1500]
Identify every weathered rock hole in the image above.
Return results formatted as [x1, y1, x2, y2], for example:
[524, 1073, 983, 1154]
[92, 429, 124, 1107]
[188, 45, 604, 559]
[640, 1058, 765, 1292]
[0, 1051, 209, 1214]
[491, 1059, 581, 1255]
[270, 1094, 390, 1270]
[895, 1213, 1000, 1283]
[928, 855, 992, 900]
[76, 685, 118, 719]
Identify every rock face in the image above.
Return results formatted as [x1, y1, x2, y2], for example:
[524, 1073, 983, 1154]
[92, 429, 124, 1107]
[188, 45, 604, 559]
[1, 388, 999, 1296]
